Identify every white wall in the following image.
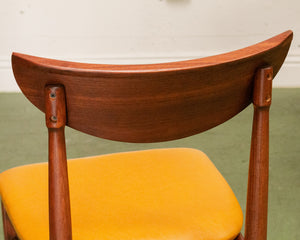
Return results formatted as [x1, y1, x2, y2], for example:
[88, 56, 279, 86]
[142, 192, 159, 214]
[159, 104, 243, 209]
[1, 0, 299, 91]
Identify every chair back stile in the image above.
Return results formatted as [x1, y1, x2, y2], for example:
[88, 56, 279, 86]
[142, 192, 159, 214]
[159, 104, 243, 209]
[245, 66, 273, 240]
[45, 85, 72, 240]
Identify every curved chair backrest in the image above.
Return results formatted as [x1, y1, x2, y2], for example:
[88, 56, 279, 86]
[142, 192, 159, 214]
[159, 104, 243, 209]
[12, 31, 292, 142]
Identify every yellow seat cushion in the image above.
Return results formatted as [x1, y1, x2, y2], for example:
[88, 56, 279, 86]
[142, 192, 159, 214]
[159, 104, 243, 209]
[0, 148, 243, 240]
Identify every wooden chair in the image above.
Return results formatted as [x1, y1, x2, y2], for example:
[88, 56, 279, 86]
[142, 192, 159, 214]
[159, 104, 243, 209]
[0, 30, 293, 240]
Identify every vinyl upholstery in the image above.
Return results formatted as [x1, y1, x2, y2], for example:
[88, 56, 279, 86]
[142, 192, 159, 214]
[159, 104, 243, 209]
[0, 148, 243, 240]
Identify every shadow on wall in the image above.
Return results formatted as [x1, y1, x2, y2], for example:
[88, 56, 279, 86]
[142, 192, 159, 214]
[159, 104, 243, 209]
[165, 0, 191, 5]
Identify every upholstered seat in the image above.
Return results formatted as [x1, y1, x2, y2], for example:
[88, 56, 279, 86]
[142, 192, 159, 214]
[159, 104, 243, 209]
[0, 148, 243, 240]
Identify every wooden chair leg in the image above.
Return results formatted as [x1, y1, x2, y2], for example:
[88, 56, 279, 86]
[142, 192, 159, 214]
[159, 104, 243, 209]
[1, 202, 19, 240]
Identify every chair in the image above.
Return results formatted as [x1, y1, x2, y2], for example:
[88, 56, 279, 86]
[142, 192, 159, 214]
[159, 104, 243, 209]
[0, 30, 293, 240]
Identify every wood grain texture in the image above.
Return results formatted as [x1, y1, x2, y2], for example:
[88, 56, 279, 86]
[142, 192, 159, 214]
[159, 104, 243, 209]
[244, 67, 273, 240]
[45, 86, 72, 240]
[12, 31, 292, 142]
[1, 203, 19, 240]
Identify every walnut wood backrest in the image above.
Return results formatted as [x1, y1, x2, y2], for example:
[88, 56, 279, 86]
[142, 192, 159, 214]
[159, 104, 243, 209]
[12, 31, 292, 143]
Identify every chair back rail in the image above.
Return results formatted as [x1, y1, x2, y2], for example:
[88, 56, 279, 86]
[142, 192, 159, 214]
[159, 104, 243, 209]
[12, 31, 292, 142]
